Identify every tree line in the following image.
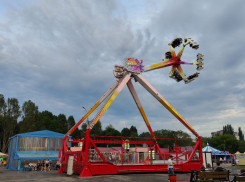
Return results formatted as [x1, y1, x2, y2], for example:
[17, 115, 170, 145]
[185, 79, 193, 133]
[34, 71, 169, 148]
[202, 124, 245, 153]
[80, 122, 194, 148]
[1, 94, 244, 153]
[0, 94, 80, 153]
[0, 94, 194, 152]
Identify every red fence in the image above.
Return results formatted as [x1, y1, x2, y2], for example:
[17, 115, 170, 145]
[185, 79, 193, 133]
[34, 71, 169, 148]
[59, 133, 203, 177]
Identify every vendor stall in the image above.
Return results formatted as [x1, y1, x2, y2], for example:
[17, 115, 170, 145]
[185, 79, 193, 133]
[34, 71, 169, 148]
[235, 151, 245, 165]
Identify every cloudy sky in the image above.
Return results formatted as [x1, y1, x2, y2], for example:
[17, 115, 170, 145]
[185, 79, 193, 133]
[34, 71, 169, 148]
[1, 0, 245, 137]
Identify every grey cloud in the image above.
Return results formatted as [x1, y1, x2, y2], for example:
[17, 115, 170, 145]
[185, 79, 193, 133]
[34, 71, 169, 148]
[0, 1, 156, 126]
[1, 0, 245, 137]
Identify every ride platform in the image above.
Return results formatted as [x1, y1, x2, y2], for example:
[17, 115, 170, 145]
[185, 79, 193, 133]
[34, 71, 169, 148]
[59, 132, 203, 177]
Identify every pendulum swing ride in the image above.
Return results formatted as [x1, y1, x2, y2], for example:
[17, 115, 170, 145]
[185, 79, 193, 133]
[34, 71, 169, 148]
[59, 37, 205, 177]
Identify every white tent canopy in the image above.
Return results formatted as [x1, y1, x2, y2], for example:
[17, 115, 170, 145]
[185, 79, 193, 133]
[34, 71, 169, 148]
[202, 142, 221, 154]
[0, 152, 8, 157]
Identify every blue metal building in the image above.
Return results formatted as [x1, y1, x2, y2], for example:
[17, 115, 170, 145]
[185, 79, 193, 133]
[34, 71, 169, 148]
[6, 130, 70, 170]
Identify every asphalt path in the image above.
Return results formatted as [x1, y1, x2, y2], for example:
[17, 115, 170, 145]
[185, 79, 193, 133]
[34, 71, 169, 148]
[0, 163, 241, 182]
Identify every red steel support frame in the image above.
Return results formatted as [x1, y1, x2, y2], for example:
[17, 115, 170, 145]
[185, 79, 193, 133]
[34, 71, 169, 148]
[60, 73, 203, 177]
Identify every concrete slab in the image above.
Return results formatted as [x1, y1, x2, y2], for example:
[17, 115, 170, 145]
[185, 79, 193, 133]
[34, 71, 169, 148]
[0, 163, 241, 182]
[0, 167, 189, 182]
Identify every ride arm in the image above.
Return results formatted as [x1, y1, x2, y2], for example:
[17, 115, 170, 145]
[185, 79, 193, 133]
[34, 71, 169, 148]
[134, 74, 199, 137]
[64, 81, 119, 140]
[127, 79, 156, 139]
[143, 59, 176, 72]
[87, 74, 131, 130]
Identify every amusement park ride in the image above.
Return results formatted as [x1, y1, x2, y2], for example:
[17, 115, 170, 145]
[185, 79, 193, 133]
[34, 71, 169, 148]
[59, 37, 205, 177]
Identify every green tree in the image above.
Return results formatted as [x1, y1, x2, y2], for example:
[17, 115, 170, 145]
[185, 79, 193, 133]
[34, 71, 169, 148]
[0, 116, 16, 152]
[6, 98, 21, 135]
[201, 136, 212, 147]
[81, 123, 87, 138]
[38, 110, 54, 131]
[210, 134, 238, 153]
[238, 127, 244, 141]
[102, 124, 121, 136]
[0, 94, 7, 151]
[121, 127, 131, 137]
[90, 120, 102, 136]
[223, 124, 234, 136]
[7, 98, 21, 120]
[153, 129, 193, 148]
[130, 126, 138, 137]
[238, 140, 245, 153]
[81, 123, 87, 131]
[0, 94, 7, 116]
[57, 114, 68, 134]
[139, 132, 151, 138]
[67, 115, 80, 139]
[0, 116, 3, 149]
[19, 100, 39, 133]
[0, 97, 21, 152]
[67, 115, 75, 130]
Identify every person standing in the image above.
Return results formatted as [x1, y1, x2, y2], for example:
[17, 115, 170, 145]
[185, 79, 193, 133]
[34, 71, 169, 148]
[124, 152, 128, 163]
[132, 153, 135, 163]
[112, 153, 116, 164]
[219, 157, 223, 164]
[46, 159, 50, 171]
[118, 153, 121, 163]
[37, 160, 41, 171]
[168, 155, 174, 174]
[41, 159, 46, 171]
[236, 158, 239, 166]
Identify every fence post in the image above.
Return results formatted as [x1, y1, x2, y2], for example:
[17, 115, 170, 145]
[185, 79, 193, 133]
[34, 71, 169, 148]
[121, 137, 123, 165]
[150, 138, 152, 165]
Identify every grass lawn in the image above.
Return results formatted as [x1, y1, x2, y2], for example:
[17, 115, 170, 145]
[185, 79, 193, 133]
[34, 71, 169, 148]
[226, 165, 245, 169]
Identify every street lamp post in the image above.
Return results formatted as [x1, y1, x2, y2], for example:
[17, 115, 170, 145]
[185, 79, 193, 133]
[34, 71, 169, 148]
[82, 106, 89, 128]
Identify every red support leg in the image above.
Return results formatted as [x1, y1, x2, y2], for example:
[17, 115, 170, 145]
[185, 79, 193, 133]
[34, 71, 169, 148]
[58, 166, 63, 173]
[79, 166, 92, 177]
[78, 130, 93, 177]
[198, 136, 203, 164]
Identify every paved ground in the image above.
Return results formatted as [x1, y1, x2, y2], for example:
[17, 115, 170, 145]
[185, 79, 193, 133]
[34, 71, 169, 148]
[0, 163, 242, 182]
[0, 167, 188, 182]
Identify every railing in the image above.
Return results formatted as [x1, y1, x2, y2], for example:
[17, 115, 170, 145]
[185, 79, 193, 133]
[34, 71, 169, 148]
[67, 135, 199, 166]
[87, 150, 200, 165]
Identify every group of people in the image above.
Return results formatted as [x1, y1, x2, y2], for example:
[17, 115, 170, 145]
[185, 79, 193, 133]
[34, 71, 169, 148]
[219, 156, 240, 165]
[29, 159, 51, 171]
[0, 158, 7, 166]
[90, 152, 136, 164]
[0, 157, 7, 166]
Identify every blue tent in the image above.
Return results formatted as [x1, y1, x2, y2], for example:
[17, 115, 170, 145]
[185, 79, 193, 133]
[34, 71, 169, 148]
[6, 130, 71, 170]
